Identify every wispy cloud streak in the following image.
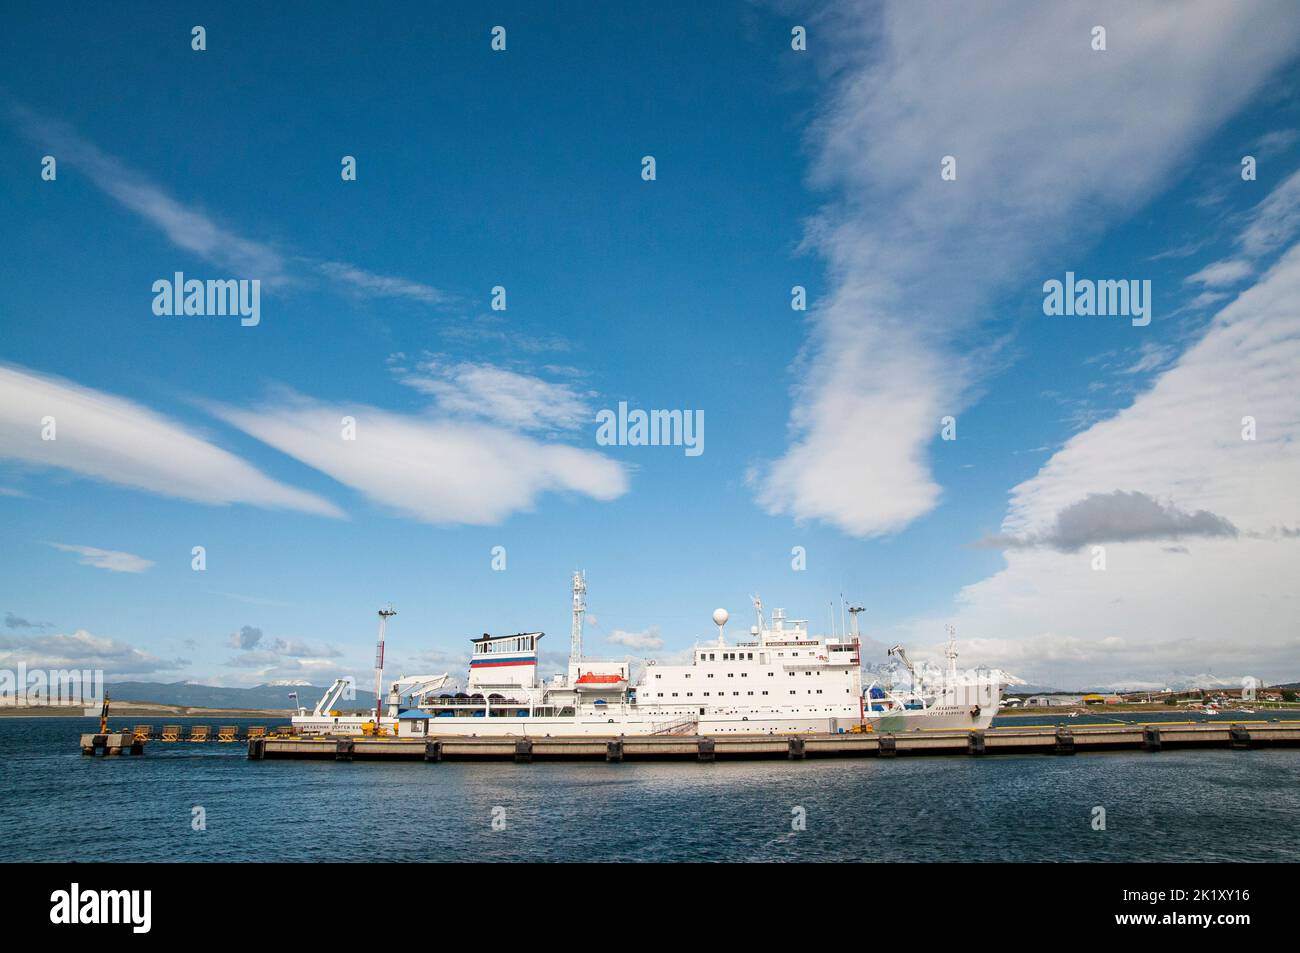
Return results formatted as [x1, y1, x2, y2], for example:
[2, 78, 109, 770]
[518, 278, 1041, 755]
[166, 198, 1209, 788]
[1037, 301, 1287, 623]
[10, 104, 448, 305]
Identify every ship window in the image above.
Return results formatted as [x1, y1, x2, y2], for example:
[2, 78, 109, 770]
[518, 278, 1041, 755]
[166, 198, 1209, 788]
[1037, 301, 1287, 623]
[686, 693, 693, 697]
[655, 674, 661, 679]
[727, 673, 734, 678]
[709, 654, 715, 661]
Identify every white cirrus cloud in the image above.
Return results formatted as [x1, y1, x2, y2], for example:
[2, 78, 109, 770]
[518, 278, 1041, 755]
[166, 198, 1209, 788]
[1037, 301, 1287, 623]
[606, 626, 664, 652]
[1239, 165, 1300, 257]
[48, 543, 154, 574]
[0, 363, 342, 517]
[12, 106, 290, 284]
[317, 261, 450, 306]
[395, 356, 593, 432]
[212, 390, 627, 526]
[1185, 258, 1254, 287]
[9, 104, 447, 305]
[753, 0, 1300, 538]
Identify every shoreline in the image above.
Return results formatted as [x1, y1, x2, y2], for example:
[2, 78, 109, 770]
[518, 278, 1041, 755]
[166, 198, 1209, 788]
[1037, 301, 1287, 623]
[0, 704, 296, 718]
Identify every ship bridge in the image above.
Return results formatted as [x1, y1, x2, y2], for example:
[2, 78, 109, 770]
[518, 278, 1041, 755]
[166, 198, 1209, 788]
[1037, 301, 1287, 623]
[468, 632, 543, 692]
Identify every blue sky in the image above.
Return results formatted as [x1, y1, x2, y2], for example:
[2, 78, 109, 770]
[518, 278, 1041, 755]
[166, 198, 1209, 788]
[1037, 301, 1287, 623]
[3, 2, 1299, 691]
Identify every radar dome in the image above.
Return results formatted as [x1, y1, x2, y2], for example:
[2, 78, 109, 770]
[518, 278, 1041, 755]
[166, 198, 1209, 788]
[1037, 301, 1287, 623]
[712, 608, 729, 627]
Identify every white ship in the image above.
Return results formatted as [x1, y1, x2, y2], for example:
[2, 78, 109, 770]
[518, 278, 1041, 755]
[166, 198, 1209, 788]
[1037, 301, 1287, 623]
[292, 574, 1015, 738]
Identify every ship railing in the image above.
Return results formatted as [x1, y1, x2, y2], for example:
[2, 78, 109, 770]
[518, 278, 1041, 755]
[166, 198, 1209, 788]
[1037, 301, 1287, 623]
[650, 714, 698, 736]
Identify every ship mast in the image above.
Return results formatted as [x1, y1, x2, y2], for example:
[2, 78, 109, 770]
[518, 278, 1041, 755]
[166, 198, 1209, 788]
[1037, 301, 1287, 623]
[569, 571, 587, 669]
[945, 623, 958, 681]
[373, 605, 396, 727]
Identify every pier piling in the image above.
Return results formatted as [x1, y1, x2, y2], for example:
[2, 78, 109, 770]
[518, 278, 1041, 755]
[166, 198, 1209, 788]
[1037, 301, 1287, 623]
[697, 737, 715, 762]
[1054, 727, 1075, 755]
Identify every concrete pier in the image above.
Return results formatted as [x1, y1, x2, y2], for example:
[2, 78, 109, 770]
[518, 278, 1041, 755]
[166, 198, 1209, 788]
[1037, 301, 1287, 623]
[246, 722, 1300, 762]
[80, 732, 144, 756]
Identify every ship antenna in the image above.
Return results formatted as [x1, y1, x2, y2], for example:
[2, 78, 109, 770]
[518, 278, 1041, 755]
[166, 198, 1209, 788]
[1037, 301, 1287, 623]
[712, 607, 729, 646]
[847, 606, 865, 668]
[374, 605, 396, 727]
[570, 571, 587, 668]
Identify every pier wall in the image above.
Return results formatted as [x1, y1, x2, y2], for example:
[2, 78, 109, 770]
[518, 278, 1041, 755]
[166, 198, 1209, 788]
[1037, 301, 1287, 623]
[244, 722, 1300, 762]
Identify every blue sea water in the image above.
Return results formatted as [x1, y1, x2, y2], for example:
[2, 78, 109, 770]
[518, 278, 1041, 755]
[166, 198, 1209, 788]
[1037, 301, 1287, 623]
[2, 715, 1299, 862]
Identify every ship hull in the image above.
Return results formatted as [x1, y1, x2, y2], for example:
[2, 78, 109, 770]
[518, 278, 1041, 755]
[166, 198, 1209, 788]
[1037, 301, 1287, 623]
[292, 704, 994, 737]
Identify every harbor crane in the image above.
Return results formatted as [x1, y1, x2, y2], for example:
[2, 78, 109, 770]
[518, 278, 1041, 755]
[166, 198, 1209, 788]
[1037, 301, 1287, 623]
[385, 673, 452, 718]
[311, 678, 357, 717]
[888, 643, 917, 688]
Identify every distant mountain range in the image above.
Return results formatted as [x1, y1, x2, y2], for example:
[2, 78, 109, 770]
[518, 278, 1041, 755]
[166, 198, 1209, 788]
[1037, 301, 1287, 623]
[104, 681, 377, 711]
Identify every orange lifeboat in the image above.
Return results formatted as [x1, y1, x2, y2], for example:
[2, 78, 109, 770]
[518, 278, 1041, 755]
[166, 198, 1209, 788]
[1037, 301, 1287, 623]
[574, 672, 628, 692]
